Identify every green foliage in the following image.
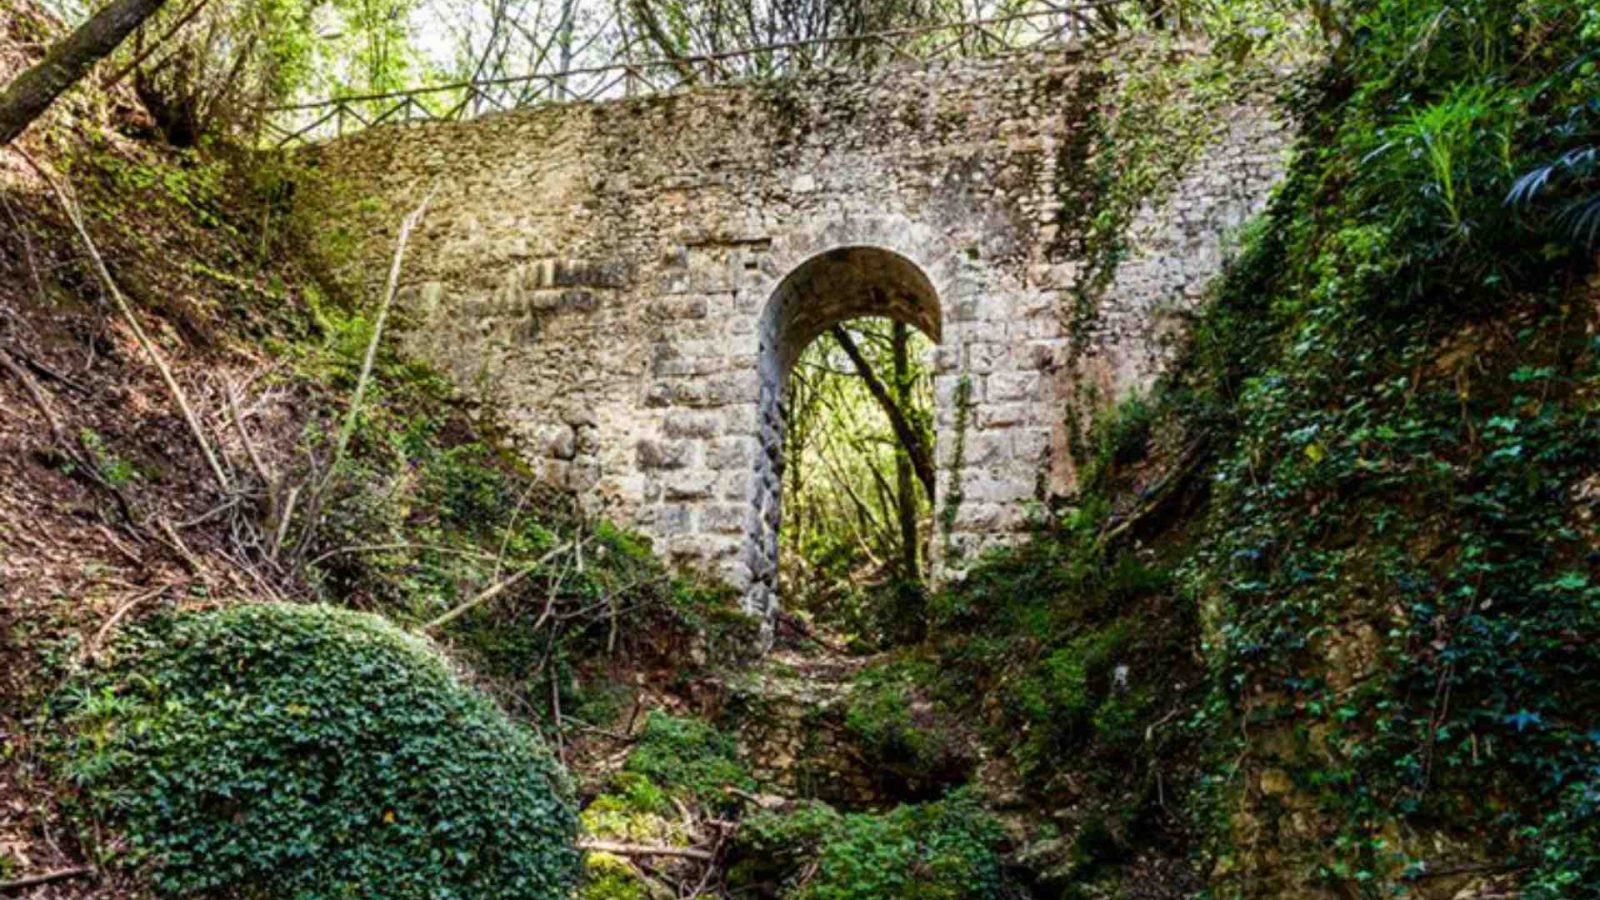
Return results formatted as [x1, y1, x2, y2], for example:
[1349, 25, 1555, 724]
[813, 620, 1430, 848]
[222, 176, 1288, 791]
[56, 603, 578, 898]
[622, 712, 754, 807]
[781, 318, 936, 639]
[1148, 0, 1600, 889]
[844, 659, 969, 797]
[734, 791, 1006, 900]
[1075, 392, 1154, 494]
[580, 852, 653, 900]
[77, 428, 138, 488]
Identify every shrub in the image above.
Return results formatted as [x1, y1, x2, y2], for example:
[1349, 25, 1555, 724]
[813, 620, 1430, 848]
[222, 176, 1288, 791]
[57, 603, 578, 898]
[621, 712, 753, 807]
[844, 661, 971, 798]
[733, 790, 1007, 900]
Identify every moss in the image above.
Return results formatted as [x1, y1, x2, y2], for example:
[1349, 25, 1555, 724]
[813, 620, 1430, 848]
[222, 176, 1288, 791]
[621, 712, 754, 808]
[731, 791, 1008, 899]
[937, 375, 975, 557]
[844, 658, 971, 799]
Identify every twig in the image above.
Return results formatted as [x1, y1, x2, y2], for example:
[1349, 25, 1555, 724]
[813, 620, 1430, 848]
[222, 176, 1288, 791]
[85, 583, 171, 660]
[549, 652, 566, 765]
[0, 191, 46, 306]
[155, 517, 203, 574]
[576, 840, 715, 861]
[0, 346, 135, 519]
[3, 342, 89, 395]
[0, 867, 95, 892]
[491, 482, 537, 582]
[270, 483, 297, 560]
[0, 345, 67, 445]
[307, 541, 502, 568]
[421, 540, 572, 631]
[226, 381, 274, 489]
[13, 147, 232, 494]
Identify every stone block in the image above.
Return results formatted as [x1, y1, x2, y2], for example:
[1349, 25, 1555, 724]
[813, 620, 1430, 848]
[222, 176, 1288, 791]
[637, 439, 694, 470]
[665, 410, 722, 439]
[657, 296, 709, 319]
[701, 504, 747, 535]
[707, 436, 756, 469]
[977, 403, 1036, 429]
[664, 469, 718, 501]
[986, 372, 1038, 403]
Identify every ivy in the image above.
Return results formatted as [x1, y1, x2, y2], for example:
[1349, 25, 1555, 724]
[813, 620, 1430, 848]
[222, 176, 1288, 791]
[54, 603, 579, 898]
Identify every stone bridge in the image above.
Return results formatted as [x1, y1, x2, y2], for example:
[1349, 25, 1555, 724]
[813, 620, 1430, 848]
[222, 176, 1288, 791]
[294, 42, 1287, 630]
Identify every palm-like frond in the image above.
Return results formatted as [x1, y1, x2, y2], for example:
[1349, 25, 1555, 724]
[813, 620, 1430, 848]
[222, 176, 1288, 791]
[1555, 194, 1600, 251]
[1506, 146, 1596, 208]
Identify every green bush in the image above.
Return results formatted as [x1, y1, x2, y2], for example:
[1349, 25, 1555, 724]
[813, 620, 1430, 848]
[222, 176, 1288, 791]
[844, 661, 970, 797]
[622, 712, 754, 807]
[734, 790, 1007, 899]
[58, 603, 578, 898]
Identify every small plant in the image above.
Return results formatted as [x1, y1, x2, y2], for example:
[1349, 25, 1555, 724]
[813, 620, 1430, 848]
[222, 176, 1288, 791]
[78, 428, 137, 488]
[844, 660, 970, 797]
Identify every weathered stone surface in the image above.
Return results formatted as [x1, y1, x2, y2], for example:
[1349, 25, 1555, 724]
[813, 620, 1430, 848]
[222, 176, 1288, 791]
[297, 41, 1287, 633]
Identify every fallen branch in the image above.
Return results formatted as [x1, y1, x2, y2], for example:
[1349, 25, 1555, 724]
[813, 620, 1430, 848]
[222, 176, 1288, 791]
[307, 541, 502, 568]
[576, 839, 715, 861]
[290, 189, 433, 567]
[85, 582, 172, 660]
[155, 516, 204, 574]
[13, 147, 232, 494]
[1, 345, 136, 521]
[0, 866, 94, 892]
[316, 191, 433, 498]
[0, 345, 67, 445]
[421, 540, 573, 632]
[1097, 431, 1211, 550]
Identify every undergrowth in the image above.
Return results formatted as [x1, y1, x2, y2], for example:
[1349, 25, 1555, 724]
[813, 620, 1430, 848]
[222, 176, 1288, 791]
[730, 790, 1007, 900]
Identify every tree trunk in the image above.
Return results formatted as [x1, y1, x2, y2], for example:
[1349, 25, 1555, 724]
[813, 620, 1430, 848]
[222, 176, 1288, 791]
[829, 324, 934, 501]
[0, 0, 170, 146]
[891, 322, 919, 582]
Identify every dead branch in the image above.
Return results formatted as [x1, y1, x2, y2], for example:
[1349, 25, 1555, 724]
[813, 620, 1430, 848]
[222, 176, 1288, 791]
[0, 867, 95, 892]
[577, 839, 715, 861]
[306, 542, 503, 568]
[421, 540, 573, 632]
[318, 191, 432, 494]
[155, 516, 204, 573]
[0, 345, 68, 445]
[85, 582, 172, 660]
[13, 147, 232, 494]
[1097, 431, 1211, 550]
[290, 190, 433, 566]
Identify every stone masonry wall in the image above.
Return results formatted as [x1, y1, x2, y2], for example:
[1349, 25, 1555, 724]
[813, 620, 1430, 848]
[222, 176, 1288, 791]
[294, 40, 1288, 628]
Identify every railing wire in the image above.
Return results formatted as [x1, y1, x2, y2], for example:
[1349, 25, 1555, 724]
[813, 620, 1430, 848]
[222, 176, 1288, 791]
[260, 0, 1138, 146]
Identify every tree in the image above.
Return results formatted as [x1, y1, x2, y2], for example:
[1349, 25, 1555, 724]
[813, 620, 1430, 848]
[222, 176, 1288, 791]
[0, 0, 170, 145]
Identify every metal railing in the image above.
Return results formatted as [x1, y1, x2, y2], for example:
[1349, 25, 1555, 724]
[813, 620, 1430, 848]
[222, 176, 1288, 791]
[260, 0, 1136, 146]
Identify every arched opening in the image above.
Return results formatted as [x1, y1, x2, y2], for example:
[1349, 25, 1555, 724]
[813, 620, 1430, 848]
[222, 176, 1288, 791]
[744, 247, 942, 642]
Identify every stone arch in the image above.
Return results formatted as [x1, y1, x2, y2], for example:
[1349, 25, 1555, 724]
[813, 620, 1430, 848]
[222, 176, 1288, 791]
[742, 245, 943, 635]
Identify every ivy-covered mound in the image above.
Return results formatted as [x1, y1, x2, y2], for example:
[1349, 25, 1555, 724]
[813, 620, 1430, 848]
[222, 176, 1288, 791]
[58, 603, 578, 898]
